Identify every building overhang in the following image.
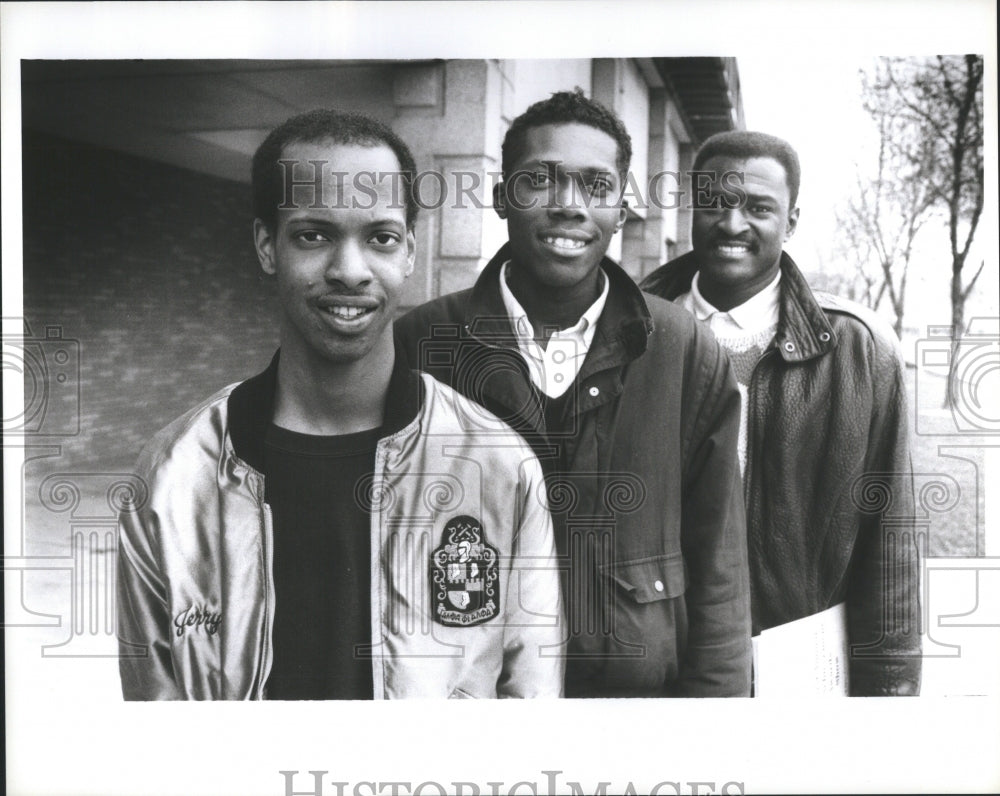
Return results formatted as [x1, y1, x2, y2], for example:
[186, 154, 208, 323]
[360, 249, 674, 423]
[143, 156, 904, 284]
[654, 57, 744, 143]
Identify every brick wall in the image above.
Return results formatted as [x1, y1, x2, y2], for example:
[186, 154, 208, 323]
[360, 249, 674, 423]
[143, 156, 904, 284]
[21, 131, 279, 473]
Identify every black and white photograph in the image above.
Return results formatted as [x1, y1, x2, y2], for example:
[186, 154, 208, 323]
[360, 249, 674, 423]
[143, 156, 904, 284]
[3, 1, 998, 794]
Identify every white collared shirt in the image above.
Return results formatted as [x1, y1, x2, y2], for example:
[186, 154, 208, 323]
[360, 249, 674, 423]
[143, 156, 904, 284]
[677, 269, 782, 476]
[499, 262, 609, 398]
[680, 269, 782, 341]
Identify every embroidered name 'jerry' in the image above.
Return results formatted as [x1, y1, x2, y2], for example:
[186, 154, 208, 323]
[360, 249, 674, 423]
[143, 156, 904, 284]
[173, 603, 222, 637]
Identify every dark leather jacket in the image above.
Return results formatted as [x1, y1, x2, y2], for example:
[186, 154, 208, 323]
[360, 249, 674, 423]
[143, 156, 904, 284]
[641, 250, 921, 696]
[396, 244, 752, 697]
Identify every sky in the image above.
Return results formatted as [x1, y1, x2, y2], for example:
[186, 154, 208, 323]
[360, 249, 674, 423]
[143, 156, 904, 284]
[737, 52, 999, 332]
[739, 54, 876, 266]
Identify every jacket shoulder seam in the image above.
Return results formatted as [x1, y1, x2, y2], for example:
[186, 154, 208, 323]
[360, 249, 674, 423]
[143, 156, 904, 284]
[418, 372, 529, 443]
[137, 384, 237, 476]
[813, 291, 898, 344]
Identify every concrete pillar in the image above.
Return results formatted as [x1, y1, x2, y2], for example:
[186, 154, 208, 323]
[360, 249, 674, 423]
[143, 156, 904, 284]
[675, 141, 696, 257]
[592, 59, 655, 275]
[392, 60, 504, 307]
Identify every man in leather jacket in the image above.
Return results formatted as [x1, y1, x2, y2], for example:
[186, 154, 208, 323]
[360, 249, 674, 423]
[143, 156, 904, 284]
[396, 91, 752, 697]
[116, 109, 563, 700]
[641, 130, 921, 696]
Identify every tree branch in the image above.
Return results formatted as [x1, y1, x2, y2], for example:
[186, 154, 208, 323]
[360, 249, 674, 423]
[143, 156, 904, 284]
[961, 259, 986, 301]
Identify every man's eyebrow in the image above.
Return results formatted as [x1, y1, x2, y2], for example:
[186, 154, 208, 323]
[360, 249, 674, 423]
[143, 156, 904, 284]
[363, 217, 408, 229]
[516, 158, 561, 170]
[742, 190, 780, 202]
[517, 161, 616, 178]
[284, 213, 331, 223]
[283, 214, 339, 226]
[283, 214, 406, 227]
[571, 166, 615, 178]
[707, 181, 779, 199]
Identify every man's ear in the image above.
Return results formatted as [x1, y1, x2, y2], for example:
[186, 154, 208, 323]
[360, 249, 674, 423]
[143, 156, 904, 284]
[493, 181, 507, 220]
[254, 218, 277, 276]
[785, 206, 800, 241]
[616, 200, 628, 232]
[405, 229, 416, 278]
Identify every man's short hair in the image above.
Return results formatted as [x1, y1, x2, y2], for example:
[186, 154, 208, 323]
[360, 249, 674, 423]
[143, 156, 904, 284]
[693, 131, 801, 208]
[501, 89, 633, 183]
[252, 108, 418, 231]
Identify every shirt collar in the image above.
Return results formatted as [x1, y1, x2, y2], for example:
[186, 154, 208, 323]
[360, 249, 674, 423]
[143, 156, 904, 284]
[498, 261, 610, 348]
[687, 268, 782, 332]
[228, 344, 422, 473]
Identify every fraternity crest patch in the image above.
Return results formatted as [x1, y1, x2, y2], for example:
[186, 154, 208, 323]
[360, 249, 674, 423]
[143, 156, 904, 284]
[431, 515, 500, 627]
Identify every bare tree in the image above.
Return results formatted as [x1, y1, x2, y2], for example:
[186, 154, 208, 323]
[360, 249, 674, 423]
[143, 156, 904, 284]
[871, 55, 986, 406]
[831, 186, 882, 309]
[834, 109, 935, 337]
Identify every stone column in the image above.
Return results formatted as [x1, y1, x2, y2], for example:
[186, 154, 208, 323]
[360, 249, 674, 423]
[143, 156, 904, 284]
[392, 60, 505, 307]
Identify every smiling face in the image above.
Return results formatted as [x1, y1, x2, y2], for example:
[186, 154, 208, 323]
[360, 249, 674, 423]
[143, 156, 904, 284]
[691, 155, 799, 311]
[253, 140, 415, 369]
[495, 123, 626, 302]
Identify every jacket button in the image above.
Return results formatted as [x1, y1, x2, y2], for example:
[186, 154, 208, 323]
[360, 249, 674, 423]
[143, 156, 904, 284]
[654, 579, 664, 592]
[588, 386, 600, 397]
[819, 332, 831, 342]
[783, 341, 795, 352]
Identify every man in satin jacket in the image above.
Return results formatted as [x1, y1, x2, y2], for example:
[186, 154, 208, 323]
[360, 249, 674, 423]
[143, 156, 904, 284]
[641, 130, 921, 696]
[116, 109, 563, 700]
[396, 91, 752, 697]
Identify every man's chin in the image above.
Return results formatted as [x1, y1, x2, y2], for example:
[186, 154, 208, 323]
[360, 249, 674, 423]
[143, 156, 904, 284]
[541, 266, 603, 293]
[533, 251, 604, 281]
[316, 343, 378, 367]
[300, 324, 393, 368]
[698, 258, 748, 282]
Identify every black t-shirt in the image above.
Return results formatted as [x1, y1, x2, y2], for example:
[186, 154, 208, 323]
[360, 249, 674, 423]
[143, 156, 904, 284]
[261, 423, 381, 700]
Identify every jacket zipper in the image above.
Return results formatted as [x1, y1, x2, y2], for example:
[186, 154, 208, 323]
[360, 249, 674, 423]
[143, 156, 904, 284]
[743, 348, 775, 508]
[369, 442, 388, 700]
[255, 493, 276, 699]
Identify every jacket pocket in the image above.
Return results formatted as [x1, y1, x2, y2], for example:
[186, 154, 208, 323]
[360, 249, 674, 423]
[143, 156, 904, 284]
[602, 553, 686, 603]
[598, 553, 688, 691]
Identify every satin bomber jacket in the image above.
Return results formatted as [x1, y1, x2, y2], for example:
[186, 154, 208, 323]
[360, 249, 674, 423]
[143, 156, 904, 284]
[117, 352, 564, 699]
